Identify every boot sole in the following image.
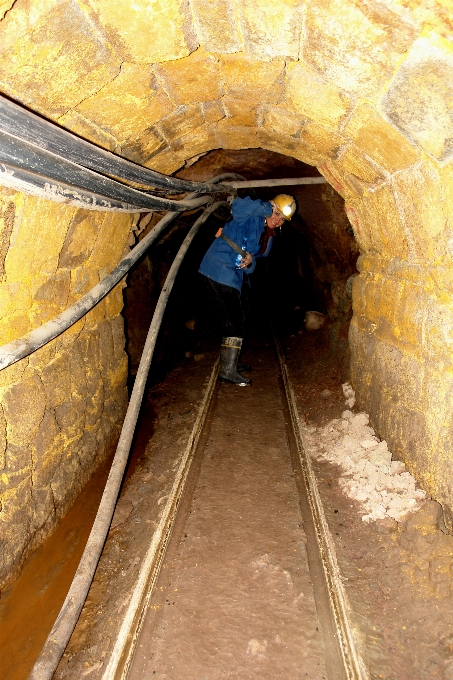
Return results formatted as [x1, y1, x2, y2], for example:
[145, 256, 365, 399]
[218, 375, 252, 387]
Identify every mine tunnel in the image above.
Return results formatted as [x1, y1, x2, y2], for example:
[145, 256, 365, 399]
[1, 1, 453, 679]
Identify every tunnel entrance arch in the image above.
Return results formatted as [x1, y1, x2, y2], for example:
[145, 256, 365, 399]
[122, 147, 359, 383]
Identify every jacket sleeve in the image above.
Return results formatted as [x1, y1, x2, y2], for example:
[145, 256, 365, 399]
[231, 196, 273, 221]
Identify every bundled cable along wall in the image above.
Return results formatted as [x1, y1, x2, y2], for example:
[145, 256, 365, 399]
[0, 96, 239, 212]
[0, 174, 241, 370]
[0, 164, 239, 602]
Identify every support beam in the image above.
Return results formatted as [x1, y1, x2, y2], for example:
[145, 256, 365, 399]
[223, 177, 327, 188]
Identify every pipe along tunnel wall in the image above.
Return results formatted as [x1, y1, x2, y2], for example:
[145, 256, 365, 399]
[0, 0, 453, 593]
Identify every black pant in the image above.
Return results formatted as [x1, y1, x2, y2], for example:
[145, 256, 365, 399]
[204, 276, 245, 338]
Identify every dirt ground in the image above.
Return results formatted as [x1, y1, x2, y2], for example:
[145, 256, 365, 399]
[56, 339, 330, 679]
[55, 352, 222, 679]
[2, 330, 453, 679]
[128, 338, 327, 679]
[285, 330, 453, 680]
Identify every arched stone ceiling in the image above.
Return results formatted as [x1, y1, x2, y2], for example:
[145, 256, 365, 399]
[0, 0, 451, 180]
[1, 0, 452, 270]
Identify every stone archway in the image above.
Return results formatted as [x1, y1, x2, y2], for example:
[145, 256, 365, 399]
[0, 0, 452, 586]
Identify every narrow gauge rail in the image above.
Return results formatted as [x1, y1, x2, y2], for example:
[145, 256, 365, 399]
[99, 336, 369, 680]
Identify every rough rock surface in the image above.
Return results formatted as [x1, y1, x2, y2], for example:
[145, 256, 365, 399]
[0, 188, 132, 591]
[286, 329, 453, 680]
[306, 384, 427, 523]
[1, 0, 453, 592]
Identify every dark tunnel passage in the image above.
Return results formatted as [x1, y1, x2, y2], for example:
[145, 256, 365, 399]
[1, 147, 363, 680]
[123, 149, 359, 388]
[1, 0, 453, 675]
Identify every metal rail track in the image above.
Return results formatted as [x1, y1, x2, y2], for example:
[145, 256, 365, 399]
[273, 333, 369, 680]
[102, 364, 220, 680]
[96, 336, 369, 680]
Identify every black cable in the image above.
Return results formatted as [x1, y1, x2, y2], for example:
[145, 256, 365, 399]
[0, 95, 241, 194]
[0, 131, 219, 212]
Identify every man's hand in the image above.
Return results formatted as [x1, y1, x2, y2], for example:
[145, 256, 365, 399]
[239, 252, 253, 269]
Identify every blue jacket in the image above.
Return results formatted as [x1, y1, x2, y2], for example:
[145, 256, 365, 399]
[199, 197, 273, 291]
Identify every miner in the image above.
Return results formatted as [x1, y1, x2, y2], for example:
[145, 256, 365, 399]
[199, 193, 296, 386]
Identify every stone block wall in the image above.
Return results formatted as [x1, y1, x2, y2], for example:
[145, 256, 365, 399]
[348, 159, 453, 520]
[0, 186, 132, 589]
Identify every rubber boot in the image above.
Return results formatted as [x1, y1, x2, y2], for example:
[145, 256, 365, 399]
[237, 344, 252, 373]
[218, 337, 252, 386]
[237, 359, 252, 373]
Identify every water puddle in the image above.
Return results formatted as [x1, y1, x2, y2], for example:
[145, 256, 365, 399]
[0, 460, 111, 680]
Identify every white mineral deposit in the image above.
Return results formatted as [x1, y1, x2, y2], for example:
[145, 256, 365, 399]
[304, 311, 327, 331]
[341, 382, 356, 409]
[305, 387, 426, 523]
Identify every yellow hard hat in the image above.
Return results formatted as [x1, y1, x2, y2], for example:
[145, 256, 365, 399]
[273, 194, 296, 220]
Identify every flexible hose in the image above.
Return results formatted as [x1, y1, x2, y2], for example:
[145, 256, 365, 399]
[0, 95, 238, 195]
[0, 173, 243, 371]
[28, 200, 227, 680]
[0, 196, 210, 370]
[0, 160, 160, 212]
[0, 131, 227, 212]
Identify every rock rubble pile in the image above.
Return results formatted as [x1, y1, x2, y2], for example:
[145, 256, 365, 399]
[306, 384, 427, 522]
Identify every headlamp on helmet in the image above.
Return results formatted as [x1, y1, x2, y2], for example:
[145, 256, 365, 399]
[273, 194, 296, 221]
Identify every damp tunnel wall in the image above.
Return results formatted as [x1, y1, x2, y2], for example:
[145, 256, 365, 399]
[0, 190, 133, 590]
[1, 0, 453, 589]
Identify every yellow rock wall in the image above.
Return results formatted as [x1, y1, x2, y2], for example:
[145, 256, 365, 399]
[0, 0, 453, 581]
[0, 186, 132, 588]
[349, 157, 453, 520]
